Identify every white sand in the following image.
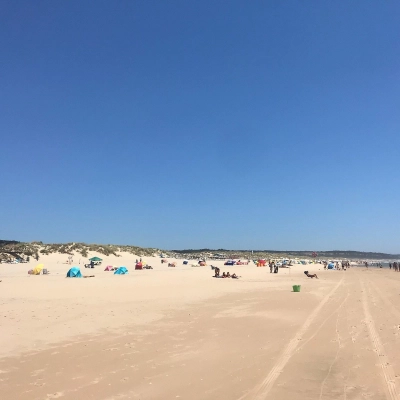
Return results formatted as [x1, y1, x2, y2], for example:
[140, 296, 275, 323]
[1, 254, 399, 399]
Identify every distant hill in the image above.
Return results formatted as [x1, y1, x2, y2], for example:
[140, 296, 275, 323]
[171, 249, 400, 260]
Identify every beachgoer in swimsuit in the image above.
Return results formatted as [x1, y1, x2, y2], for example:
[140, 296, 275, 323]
[304, 271, 318, 279]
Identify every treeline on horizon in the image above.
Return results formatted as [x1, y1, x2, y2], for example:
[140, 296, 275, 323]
[172, 248, 400, 259]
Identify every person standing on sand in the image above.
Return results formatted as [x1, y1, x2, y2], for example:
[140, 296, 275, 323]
[269, 261, 274, 273]
[389, 263, 392, 270]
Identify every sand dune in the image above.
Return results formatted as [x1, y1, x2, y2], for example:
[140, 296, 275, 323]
[1, 254, 399, 399]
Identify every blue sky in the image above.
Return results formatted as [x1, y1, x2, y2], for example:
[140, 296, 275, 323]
[1, 1, 399, 252]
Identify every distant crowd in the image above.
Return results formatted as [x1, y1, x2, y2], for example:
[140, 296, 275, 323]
[389, 262, 400, 271]
[323, 261, 350, 270]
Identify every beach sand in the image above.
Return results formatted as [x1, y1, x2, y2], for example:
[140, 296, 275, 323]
[1, 254, 399, 399]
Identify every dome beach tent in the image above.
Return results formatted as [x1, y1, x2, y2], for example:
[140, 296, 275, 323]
[114, 267, 128, 275]
[66, 267, 82, 278]
[32, 264, 44, 275]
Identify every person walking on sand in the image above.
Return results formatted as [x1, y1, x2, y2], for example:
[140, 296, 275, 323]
[269, 261, 274, 273]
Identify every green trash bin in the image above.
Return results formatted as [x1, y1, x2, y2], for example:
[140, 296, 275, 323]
[293, 285, 301, 292]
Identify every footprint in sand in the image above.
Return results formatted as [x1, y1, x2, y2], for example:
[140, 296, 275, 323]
[46, 392, 64, 399]
[31, 369, 45, 377]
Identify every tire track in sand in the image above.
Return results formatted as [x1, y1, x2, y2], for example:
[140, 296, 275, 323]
[361, 281, 399, 400]
[367, 279, 400, 320]
[239, 277, 344, 400]
[318, 287, 350, 400]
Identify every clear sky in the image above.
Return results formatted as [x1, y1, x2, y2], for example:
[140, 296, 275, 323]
[1, 1, 399, 252]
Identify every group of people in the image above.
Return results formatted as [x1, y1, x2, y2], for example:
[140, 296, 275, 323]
[269, 261, 280, 274]
[323, 261, 349, 270]
[368, 262, 383, 267]
[213, 267, 239, 279]
[389, 262, 400, 271]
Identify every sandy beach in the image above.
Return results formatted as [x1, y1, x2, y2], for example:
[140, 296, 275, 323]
[1, 254, 399, 400]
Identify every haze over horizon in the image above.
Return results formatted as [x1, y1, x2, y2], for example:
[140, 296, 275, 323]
[1, 2, 399, 253]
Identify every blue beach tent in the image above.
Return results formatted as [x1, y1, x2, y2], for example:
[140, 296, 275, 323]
[327, 263, 334, 270]
[66, 267, 82, 278]
[114, 266, 128, 275]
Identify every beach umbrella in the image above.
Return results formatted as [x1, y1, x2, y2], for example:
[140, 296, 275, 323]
[89, 257, 102, 261]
